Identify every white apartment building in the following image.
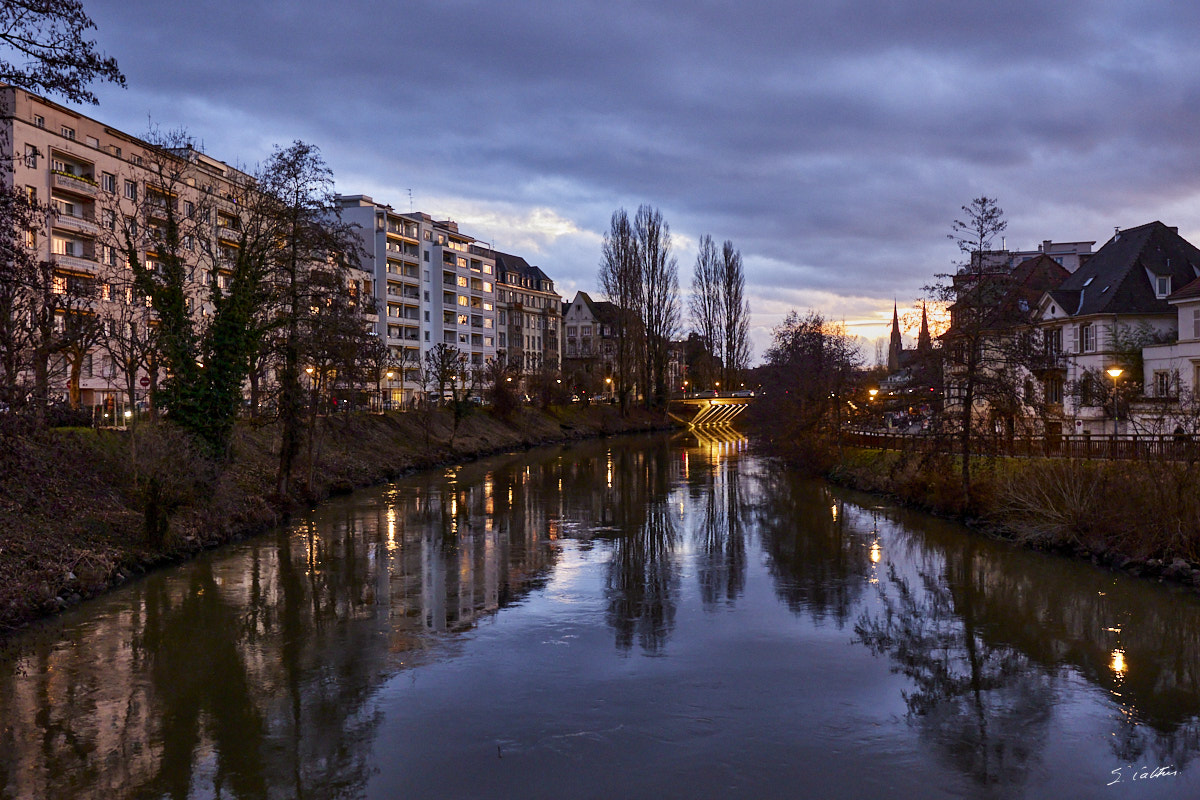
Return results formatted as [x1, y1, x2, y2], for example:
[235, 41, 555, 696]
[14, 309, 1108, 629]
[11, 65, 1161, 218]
[338, 197, 499, 404]
[338, 196, 424, 404]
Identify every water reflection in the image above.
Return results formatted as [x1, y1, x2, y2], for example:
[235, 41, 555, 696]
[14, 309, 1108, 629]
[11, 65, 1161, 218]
[2, 432, 1200, 798]
[755, 468, 873, 626]
[849, 503, 1200, 789]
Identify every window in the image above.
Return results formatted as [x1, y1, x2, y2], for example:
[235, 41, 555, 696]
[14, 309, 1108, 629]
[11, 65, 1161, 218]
[86, 135, 99, 149]
[102, 172, 116, 193]
[61, 126, 75, 140]
[458, 295, 469, 306]
[33, 114, 44, 128]
[1154, 370, 1174, 397]
[1156, 275, 1171, 298]
[124, 180, 137, 201]
[1080, 323, 1095, 353]
[423, 250, 429, 262]
[23, 144, 37, 168]
[25, 185, 36, 203]
[1193, 308, 1200, 340]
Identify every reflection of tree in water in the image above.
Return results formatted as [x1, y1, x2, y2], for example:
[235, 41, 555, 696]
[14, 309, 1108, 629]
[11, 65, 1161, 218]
[604, 441, 680, 654]
[131, 562, 269, 799]
[755, 466, 871, 626]
[694, 454, 748, 609]
[855, 541, 1056, 790]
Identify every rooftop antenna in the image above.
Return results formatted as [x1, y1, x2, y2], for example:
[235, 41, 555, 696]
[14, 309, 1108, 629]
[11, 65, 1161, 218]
[407, 188, 413, 212]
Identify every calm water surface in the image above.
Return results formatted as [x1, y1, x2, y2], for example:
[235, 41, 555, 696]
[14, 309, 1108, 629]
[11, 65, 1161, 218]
[3, 431, 1200, 799]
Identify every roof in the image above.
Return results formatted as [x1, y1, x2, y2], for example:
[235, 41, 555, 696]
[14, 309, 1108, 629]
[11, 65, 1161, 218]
[1168, 276, 1200, 302]
[488, 250, 557, 294]
[1051, 221, 1200, 316]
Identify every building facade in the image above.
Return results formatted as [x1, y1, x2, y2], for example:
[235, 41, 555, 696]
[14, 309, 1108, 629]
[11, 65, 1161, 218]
[488, 249, 562, 376]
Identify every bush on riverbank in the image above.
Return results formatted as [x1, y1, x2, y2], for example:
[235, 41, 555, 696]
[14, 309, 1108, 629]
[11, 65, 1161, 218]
[832, 446, 1200, 566]
[0, 404, 671, 635]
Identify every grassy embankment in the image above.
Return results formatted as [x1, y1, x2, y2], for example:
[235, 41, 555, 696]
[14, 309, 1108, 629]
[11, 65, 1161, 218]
[0, 404, 673, 635]
[828, 444, 1200, 586]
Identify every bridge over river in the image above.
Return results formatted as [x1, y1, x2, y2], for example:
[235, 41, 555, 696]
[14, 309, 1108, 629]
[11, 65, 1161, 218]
[667, 395, 753, 427]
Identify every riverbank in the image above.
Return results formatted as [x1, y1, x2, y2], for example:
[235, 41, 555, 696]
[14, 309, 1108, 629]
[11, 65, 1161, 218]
[0, 404, 674, 636]
[828, 445, 1200, 589]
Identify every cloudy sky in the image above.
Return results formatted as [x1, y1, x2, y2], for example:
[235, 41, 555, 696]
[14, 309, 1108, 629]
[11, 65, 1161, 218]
[64, 0, 1200, 361]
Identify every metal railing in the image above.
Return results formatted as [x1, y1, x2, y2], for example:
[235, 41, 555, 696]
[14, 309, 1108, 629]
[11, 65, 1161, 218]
[842, 429, 1200, 461]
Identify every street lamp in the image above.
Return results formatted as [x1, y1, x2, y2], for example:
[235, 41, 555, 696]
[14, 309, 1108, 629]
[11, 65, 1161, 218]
[1106, 367, 1123, 439]
[868, 388, 878, 400]
[605, 376, 612, 402]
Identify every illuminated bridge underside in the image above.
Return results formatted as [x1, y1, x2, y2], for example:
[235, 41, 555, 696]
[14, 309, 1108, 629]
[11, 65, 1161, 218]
[668, 397, 752, 427]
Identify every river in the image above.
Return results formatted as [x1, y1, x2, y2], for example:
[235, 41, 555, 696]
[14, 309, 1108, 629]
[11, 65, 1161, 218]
[2, 430, 1199, 799]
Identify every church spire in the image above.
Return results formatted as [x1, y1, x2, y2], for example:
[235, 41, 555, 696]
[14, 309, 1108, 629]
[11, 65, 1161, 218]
[888, 300, 903, 372]
[917, 302, 931, 352]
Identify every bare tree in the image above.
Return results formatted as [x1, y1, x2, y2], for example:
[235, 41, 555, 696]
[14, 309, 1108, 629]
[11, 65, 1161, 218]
[599, 208, 641, 414]
[94, 296, 155, 414]
[256, 142, 362, 495]
[927, 196, 1014, 506]
[635, 205, 679, 408]
[719, 239, 751, 387]
[0, 0, 124, 105]
[688, 234, 721, 389]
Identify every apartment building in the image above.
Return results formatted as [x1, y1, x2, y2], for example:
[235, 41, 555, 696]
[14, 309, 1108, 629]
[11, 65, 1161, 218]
[3, 85, 376, 415]
[484, 249, 562, 374]
[405, 212, 498, 369]
[2, 85, 249, 411]
[338, 195, 425, 405]
[339, 195, 502, 402]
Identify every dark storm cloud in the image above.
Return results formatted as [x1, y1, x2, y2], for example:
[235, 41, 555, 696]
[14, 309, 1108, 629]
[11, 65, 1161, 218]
[77, 0, 1200, 351]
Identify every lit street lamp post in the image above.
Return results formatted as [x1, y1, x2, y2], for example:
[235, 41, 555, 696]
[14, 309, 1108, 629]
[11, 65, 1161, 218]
[1107, 367, 1123, 451]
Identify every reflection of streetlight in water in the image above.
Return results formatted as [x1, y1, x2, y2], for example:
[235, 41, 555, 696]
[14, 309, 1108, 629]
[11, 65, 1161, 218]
[1111, 649, 1127, 677]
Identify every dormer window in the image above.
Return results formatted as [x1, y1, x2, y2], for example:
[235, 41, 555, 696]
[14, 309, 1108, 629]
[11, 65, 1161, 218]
[1156, 275, 1171, 298]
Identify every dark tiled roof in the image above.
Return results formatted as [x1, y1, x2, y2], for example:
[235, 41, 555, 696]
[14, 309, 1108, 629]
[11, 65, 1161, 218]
[1053, 221, 1200, 316]
[1168, 276, 1200, 302]
[1009, 254, 1071, 320]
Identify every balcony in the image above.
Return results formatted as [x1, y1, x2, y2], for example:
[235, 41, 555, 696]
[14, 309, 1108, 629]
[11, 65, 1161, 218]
[217, 226, 241, 243]
[52, 171, 98, 196]
[53, 213, 99, 236]
[54, 253, 98, 274]
[1030, 351, 1067, 371]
